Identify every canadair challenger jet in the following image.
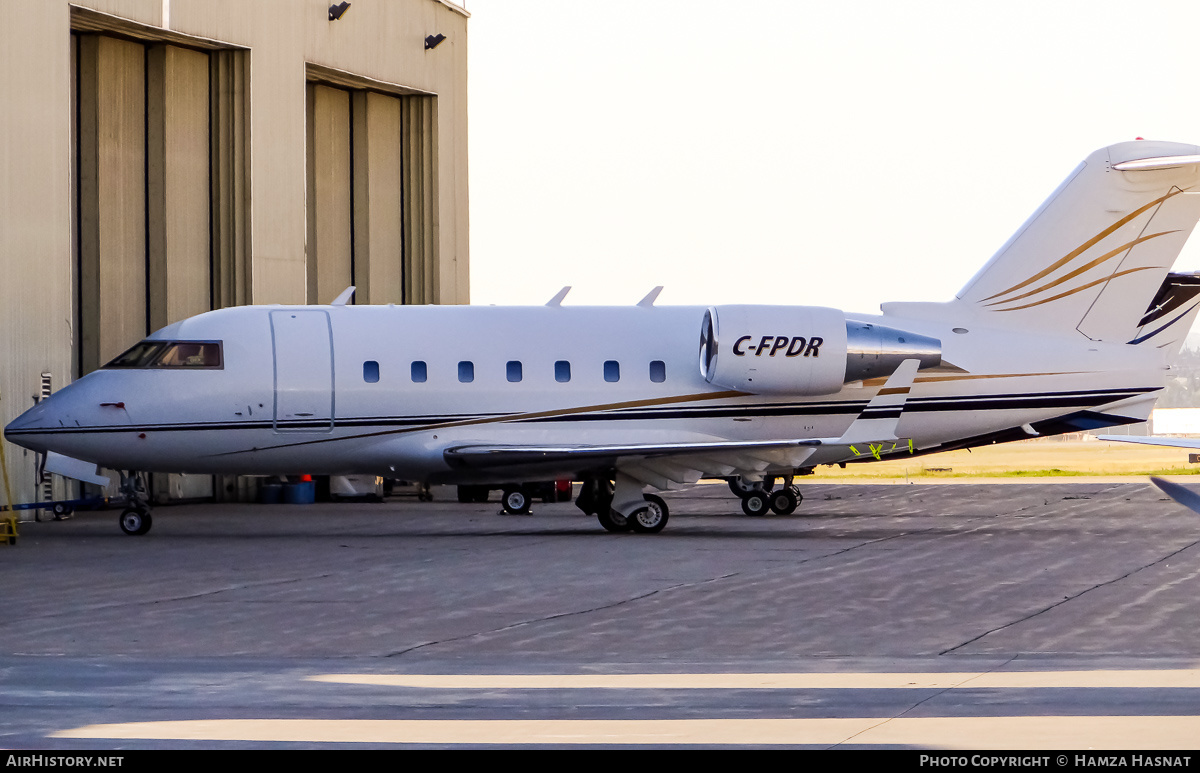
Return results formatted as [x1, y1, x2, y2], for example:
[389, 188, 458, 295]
[8, 141, 1200, 535]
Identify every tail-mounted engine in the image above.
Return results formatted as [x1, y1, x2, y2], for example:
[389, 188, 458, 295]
[699, 306, 941, 395]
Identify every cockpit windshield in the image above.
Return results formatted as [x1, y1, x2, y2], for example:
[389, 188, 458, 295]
[103, 340, 223, 370]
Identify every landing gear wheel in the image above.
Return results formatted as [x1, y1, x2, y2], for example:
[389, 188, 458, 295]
[727, 475, 776, 499]
[741, 490, 771, 517]
[597, 508, 631, 533]
[119, 508, 152, 536]
[629, 494, 669, 534]
[501, 487, 531, 515]
[52, 503, 73, 519]
[768, 487, 798, 515]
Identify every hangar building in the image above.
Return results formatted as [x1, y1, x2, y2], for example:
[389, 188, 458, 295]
[0, 0, 471, 504]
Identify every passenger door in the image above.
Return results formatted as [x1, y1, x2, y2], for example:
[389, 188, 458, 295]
[271, 310, 334, 431]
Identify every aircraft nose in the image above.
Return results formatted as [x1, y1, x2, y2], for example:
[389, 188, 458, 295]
[7, 401, 46, 431]
[3, 389, 82, 454]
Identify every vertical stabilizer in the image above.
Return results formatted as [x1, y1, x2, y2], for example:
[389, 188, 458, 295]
[955, 141, 1200, 342]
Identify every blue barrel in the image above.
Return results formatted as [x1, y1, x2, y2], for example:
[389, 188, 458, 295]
[282, 481, 315, 504]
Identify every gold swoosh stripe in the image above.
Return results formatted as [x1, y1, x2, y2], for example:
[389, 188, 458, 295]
[210, 390, 750, 456]
[991, 266, 1161, 312]
[980, 187, 1185, 303]
[982, 231, 1177, 308]
[863, 372, 1080, 386]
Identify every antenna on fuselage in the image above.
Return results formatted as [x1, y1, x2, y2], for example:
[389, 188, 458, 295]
[546, 286, 571, 306]
[637, 286, 663, 307]
[330, 286, 356, 305]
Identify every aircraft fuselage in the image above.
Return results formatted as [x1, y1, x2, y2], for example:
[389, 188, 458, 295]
[4, 302, 1164, 483]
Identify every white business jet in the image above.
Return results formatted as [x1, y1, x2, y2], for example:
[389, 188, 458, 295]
[8, 140, 1200, 536]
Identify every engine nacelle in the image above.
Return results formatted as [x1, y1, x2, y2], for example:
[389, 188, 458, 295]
[699, 306, 941, 395]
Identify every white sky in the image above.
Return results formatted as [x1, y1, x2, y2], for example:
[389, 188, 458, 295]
[465, 0, 1200, 315]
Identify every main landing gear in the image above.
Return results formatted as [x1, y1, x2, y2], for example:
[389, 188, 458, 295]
[727, 475, 802, 516]
[577, 477, 669, 534]
[118, 472, 153, 536]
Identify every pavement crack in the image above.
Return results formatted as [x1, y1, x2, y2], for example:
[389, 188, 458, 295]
[11, 575, 333, 621]
[828, 655, 1021, 748]
[940, 538, 1200, 654]
[385, 572, 741, 658]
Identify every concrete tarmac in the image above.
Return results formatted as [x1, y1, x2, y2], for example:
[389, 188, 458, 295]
[3, 480, 1200, 749]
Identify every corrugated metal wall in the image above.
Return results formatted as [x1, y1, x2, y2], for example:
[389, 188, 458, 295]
[0, 0, 470, 505]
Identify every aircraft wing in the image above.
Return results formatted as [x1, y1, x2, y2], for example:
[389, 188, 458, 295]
[444, 438, 824, 488]
[444, 438, 824, 467]
[1149, 475, 1200, 515]
[444, 359, 923, 488]
[1097, 435, 1200, 449]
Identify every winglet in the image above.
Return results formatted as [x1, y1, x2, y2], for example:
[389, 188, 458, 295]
[331, 286, 356, 306]
[637, 286, 663, 307]
[546, 286, 571, 306]
[835, 358, 920, 446]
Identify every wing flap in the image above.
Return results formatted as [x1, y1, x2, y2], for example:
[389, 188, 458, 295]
[443, 438, 823, 469]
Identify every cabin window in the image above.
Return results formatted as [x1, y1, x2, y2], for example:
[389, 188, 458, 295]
[103, 340, 223, 370]
[555, 360, 571, 383]
[604, 360, 620, 383]
[506, 361, 523, 383]
[458, 361, 474, 383]
[363, 361, 380, 383]
[650, 360, 666, 382]
[411, 361, 427, 382]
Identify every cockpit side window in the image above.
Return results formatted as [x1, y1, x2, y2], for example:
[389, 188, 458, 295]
[105, 341, 167, 368]
[103, 340, 223, 369]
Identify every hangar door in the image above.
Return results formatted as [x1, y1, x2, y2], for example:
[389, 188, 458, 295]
[271, 310, 334, 431]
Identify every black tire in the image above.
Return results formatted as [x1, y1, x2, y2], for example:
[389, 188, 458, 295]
[629, 494, 669, 534]
[727, 476, 776, 499]
[597, 508, 631, 532]
[741, 491, 771, 517]
[119, 508, 152, 536]
[457, 486, 473, 504]
[52, 503, 72, 518]
[501, 487, 531, 515]
[768, 487, 798, 515]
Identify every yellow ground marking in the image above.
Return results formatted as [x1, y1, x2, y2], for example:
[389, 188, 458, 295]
[306, 669, 1200, 690]
[52, 716, 1200, 748]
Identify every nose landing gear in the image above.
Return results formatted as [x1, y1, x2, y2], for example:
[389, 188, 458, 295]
[119, 506, 152, 536]
[117, 472, 153, 536]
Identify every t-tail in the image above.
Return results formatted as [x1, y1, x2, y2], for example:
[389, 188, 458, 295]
[886, 141, 1200, 350]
